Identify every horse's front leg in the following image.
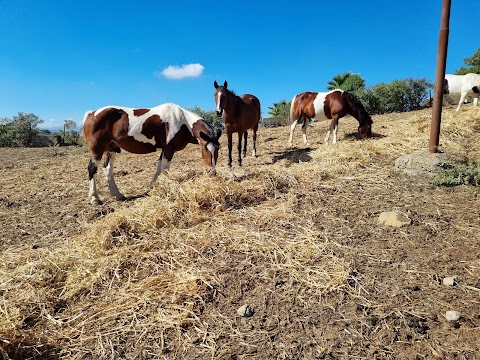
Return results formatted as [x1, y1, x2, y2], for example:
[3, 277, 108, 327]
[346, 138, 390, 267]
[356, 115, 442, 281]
[227, 132, 233, 167]
[150, 150, 170, 188]
[237, 132, 243, 166]
[242, 131, 248, 158]
[324, 115, 339, 144]
[456, 92, 468, 111]
[102, 152, 126, 201]
[88, 157, 102, 205]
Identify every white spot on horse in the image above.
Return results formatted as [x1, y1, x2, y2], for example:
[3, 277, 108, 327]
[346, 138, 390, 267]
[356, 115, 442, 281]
[216, 92, 222, 113]
[207, 142, 216, 168]
[155, 103, 202, 144]
[312, 90, 343, 121]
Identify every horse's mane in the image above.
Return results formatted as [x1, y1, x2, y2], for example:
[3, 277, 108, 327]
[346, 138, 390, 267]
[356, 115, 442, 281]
[342, 91, 372, 126]
[222, 87, 243, 119]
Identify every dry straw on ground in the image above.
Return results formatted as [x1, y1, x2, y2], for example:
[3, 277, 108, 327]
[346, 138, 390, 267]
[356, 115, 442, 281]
[0, 107, 479, 359]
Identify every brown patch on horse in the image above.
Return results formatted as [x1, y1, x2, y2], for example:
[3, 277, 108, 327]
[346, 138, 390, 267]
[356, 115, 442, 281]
[133, 108, 150, 116]
[140, 114, 164, 141]
[325, 91, 347, 119]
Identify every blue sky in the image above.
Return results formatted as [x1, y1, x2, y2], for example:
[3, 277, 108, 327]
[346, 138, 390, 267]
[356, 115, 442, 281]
[0, 1, 478, 130]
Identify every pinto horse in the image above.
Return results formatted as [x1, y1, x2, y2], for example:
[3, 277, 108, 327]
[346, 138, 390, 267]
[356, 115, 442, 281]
[289, 89, 372, 147]
[213, 80, 261, 167]
[83, 103, 221, 205]
[444, 73, 480, 111]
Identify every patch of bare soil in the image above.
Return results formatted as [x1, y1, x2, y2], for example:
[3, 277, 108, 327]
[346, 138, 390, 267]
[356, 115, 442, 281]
[0, 107, 479, 359]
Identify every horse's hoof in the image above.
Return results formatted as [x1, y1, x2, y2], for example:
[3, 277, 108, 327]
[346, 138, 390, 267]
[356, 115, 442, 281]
[116, 195, 127, 202]
[90, 198, 102, 206]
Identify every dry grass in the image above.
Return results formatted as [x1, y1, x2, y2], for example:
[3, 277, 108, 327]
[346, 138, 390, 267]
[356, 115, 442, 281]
[0, 107, 479, 359]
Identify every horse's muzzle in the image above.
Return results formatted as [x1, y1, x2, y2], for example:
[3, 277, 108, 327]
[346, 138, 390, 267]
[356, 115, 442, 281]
[216, 110, 223, 117]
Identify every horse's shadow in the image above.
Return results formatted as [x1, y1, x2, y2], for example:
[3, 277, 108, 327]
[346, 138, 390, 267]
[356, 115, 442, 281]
[344, 131, 386, 140]
[125, 193, 148, 202]
[270, 147, 313, 166]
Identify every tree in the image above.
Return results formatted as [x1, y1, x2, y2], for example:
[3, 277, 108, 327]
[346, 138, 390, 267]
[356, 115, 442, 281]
[363, 78, 432, 114]
[0, 112, 43, 147]
[267, 100, 291, 126]
[455, 48, 480, 75]
[189, 106, 224, 133]
[64, 120, 80, 144]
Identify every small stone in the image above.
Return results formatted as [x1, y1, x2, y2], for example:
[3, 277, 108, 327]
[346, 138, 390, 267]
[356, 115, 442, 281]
[443, 276, 458, 286]
[378, 211, 411, 228]
[445, 310, 461, 321]
[237, 304, 254, 317]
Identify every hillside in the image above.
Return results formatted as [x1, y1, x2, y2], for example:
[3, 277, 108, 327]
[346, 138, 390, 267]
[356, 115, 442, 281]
[0, 107, 479, 359]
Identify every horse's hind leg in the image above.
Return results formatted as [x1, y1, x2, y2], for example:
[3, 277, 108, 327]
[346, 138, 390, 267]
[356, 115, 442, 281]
[252, 128, 257, 157]
[289, 120, 298, 147]
[301, 117, 310, 146]
[102, 152, 126, 201]
[88, 157, 102, 205]
[242, 131, 248, 158]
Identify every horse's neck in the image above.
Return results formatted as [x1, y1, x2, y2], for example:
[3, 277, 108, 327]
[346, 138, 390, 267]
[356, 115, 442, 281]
[347, 106, 366, 126]
[225, 94, 241, 119]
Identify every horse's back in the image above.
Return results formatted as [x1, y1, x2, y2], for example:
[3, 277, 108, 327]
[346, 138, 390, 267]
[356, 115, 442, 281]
[292, 91, 324, 120]
[241, 94, 261, 111]
[240, 94, 261, 127]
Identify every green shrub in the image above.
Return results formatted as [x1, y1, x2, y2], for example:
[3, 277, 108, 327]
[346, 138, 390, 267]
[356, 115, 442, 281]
[434, 161, 480, 186]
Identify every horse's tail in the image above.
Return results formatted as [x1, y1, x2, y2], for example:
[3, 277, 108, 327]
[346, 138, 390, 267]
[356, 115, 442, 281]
[290, 94, 297, 123]
[341, 91, 372, 125]
[257, 98, 262, 124]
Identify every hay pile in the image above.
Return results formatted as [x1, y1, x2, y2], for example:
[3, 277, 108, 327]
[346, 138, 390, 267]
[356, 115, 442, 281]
[0, 107, 479, 359]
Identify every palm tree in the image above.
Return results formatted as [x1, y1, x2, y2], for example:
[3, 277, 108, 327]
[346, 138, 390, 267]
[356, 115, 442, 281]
[327, 72, 367, 93]
[327, 73, 351, 90]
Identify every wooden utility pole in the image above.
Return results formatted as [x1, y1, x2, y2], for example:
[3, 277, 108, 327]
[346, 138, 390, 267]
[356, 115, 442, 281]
[429, 0, 451, 153]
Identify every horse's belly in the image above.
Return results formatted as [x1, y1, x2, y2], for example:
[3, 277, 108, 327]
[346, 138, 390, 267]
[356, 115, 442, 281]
[313, 112, 328, 121]
[117, 137, 157, 154]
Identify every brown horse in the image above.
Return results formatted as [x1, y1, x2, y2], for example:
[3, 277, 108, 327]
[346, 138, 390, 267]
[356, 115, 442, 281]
[289, 90, 372, 147]
[83, 103, 221, 205]
[213, 80, 261, 167]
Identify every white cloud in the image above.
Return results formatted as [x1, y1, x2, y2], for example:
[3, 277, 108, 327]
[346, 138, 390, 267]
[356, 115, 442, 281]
[157, 63, 205, 79]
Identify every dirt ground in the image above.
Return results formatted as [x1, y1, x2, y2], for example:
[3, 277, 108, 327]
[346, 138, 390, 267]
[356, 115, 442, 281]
[0, 108, 479, 359]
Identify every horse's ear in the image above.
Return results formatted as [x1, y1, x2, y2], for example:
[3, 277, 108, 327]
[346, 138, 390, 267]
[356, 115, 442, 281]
[214, 80, 218, 89]
[223, 80, 228, 89]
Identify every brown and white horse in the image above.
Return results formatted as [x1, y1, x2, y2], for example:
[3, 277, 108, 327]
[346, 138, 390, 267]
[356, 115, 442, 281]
[83, 103, 221, 205]
[214, 80, 261, 167]
[289, 90, 372, 147]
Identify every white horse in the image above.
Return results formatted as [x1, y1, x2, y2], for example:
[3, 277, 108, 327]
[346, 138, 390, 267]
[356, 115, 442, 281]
[444, 73, 480, 111]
